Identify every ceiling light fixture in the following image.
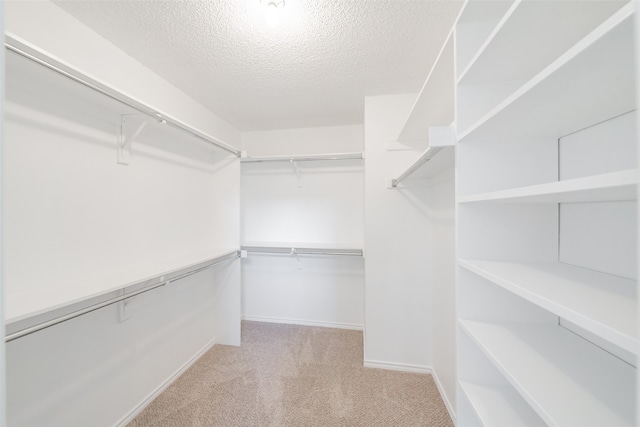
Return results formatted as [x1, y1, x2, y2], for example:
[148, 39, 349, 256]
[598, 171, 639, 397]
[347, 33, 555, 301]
[262, 0, 284, 28]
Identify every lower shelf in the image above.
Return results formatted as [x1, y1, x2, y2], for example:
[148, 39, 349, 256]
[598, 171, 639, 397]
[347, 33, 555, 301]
[459, 381, 545, 427]
[459, 320, 635, 427]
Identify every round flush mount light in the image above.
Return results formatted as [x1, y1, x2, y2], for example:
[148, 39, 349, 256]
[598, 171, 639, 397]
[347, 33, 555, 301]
[261, 0, 285, 28]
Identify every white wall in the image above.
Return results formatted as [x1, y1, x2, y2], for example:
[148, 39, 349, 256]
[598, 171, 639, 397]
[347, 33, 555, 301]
[636, 6, 640, 422]
[241, 125, 365, 329]
[0, 3, 6, 426]
[429, 173, 457, 419]
[363, 94, 434, 371]
[4, 2, 241, 426]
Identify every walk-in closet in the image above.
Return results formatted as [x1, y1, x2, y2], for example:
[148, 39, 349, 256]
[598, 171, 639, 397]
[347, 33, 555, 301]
[0, 1, 638, 426]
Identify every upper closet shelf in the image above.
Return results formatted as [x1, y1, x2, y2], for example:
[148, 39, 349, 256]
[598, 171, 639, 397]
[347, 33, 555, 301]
[458, 3, 636, 141]
[241, 241, 363, 257]
[460, 320, 635, 427]
[455, 0, 516, 82]
[241, 152, 363, 163]
[458, 169, 638, 204]
[457, 0, 625, 85]
[459, 259, 637, 354]
[389, 126, 455, 188]
[242, 246, 363, 257]
[4, 34, 240, 157]
[395, 31, 455, 143]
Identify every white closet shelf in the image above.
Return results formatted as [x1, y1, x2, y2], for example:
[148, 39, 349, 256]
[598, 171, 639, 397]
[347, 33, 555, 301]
[241, 152, 363, 163]
[459, 381, 546, 427]
[5, 34, 240, 157]
[241, 243, 363, 257]
[396, 31, 455, 143]
[389, 126, 456, 188]
[456, 0, 519, 84]
[457, 0, 624, 85]
[458, 3, 636, 142]
[458, 169, 638, 204]
[460, 320, 635, 427]
[5, 249, 240, 327]
[458, 259, 637, 353]
[455, 0, 515, 80]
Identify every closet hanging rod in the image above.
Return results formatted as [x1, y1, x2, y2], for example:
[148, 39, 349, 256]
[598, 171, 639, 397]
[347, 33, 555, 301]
[5, 250, 240, 343]
[391, 146, 443, 188]
[242, 246, 363, 257]
[4, 37, 241, 157]
[241, 152, 364, 163]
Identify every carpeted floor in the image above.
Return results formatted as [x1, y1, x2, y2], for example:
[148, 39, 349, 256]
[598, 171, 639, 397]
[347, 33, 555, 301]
[128, 321, 453, 427]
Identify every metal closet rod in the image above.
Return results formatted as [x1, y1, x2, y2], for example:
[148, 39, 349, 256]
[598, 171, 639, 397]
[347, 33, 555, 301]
[5, 251, 240, 343]
[242, 246, 363, 257]
[391, 146, 443, 188]
[241, 152, 364, 163]
[4, 38, 241, 157]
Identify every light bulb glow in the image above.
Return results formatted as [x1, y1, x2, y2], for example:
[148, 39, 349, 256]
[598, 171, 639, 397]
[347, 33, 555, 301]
[265, 2, 280, 27]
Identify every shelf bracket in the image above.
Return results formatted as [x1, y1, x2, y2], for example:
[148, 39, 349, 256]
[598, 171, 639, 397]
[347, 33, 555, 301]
[291, 159, 303, 187]
[291, 247, 302, 269]
[118, 115, 151, 165]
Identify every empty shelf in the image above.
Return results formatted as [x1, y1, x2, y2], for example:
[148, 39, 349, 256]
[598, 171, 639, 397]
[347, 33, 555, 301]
[242, 245, 363, 257]
[459, 381, 546, 427]
[458, 4, 636, 142]
[241, 152, 363, 163]
[458, 259, 637, 353]
[460, 320, 635, 427]
[458, 170, 637, 204]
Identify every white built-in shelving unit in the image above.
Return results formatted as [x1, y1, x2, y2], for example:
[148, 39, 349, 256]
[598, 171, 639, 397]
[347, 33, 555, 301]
[455, 1, 637, 426]
[388, 29, 456, 188]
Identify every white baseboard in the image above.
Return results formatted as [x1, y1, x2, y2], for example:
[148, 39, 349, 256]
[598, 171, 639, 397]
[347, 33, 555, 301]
[114, 338, 216, 427]
[242, 315, 363, 331]
[363, 359, 432, 374]
[432, 368, 456, 425]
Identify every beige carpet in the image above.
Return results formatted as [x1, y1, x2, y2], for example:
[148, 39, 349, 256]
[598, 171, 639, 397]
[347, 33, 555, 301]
[128, 321, 453, 427]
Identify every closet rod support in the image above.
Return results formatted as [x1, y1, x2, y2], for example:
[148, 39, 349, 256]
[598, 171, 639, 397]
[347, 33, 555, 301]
[118, 115, 150, 165]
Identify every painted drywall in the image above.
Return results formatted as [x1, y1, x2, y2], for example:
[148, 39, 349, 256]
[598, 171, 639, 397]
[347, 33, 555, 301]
[241, 125, 364, 328]
[429, 173, 457, 419]
[242, 255, 364, 329]
[636, 6, 640, 422]
[363, 94, 434, 371]
[0, 3, 5, 426]
[3, 2, 241, 426]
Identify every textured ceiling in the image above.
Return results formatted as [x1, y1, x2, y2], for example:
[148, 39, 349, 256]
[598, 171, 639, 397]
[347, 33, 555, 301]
[53, 0, 463, 131]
